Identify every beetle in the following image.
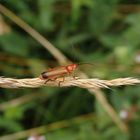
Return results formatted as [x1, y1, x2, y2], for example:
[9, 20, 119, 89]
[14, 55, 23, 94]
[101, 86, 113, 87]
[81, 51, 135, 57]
[39, 64, 77, 86]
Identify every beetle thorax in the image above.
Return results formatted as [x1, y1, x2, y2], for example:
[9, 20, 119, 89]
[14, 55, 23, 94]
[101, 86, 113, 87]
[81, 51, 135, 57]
[66, 64, 77, 72]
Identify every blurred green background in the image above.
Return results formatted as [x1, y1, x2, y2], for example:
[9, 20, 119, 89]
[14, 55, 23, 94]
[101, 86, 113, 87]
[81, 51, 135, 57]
[0, 0, 140, 140]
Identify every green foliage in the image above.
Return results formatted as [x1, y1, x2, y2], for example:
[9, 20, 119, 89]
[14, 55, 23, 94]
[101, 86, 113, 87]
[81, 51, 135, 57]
[0, 32, 29, 57]
[0, 0, 140, 140]
[38, 0, 55, 30]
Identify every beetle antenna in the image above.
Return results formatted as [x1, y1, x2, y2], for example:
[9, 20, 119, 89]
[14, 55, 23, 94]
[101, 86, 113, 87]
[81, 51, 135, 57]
[77, 62, 95, 67]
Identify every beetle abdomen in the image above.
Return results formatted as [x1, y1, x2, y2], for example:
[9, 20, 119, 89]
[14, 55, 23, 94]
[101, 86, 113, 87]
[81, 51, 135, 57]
[41, 71, 48, 79]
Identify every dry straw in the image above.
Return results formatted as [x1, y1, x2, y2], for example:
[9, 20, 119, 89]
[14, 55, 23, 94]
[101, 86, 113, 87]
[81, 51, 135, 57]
[0, 76, 139, 89]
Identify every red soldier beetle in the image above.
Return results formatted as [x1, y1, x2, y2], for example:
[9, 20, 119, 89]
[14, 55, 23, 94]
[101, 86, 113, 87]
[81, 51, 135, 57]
[39, 63, 94, 86]
[39, 63, 77, 86]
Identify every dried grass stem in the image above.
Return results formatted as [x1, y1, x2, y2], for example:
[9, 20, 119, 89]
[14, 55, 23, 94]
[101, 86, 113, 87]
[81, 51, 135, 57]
[0, 77, 139, 89]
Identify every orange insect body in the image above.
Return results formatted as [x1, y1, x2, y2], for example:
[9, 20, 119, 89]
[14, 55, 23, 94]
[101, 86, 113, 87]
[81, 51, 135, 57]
[40, 64, 77, 80]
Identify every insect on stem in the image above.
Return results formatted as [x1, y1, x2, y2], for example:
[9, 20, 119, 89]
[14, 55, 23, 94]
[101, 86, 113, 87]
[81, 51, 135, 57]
[39, 64, 78, 86]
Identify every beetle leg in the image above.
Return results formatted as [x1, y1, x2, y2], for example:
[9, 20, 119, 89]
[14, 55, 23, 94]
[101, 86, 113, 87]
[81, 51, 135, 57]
[44, 79, 51, 84]
[44, 77, 65, 87]
[72, 75, 79, 79]
[44, 78, 57, 84]
[58, 77, 65, 87]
